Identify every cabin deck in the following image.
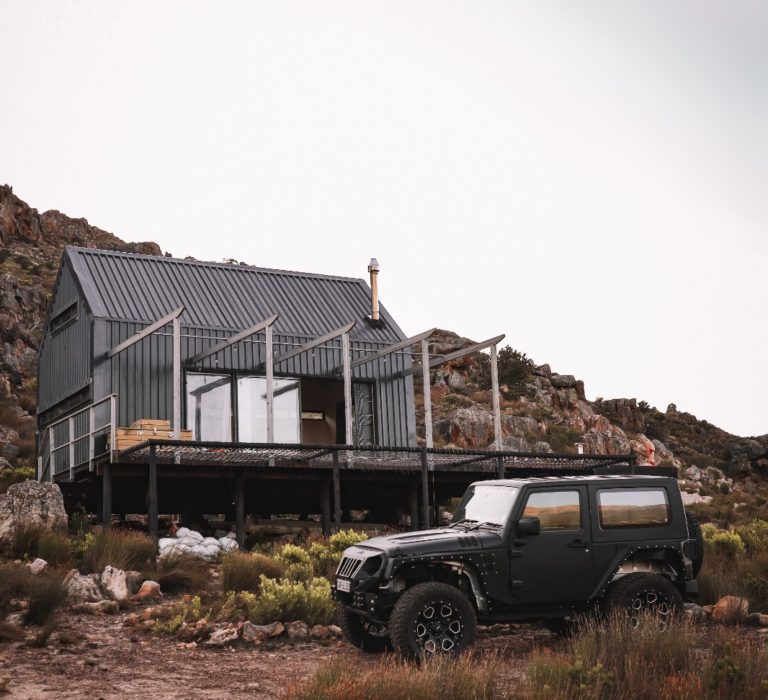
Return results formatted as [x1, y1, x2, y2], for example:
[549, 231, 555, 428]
[72, 440, 634, 543]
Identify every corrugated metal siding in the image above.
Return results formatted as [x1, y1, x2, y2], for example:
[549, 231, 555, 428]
[37, 262, 91, 413]
[96, 321, 415, 446]
[66, 247, 405, 343]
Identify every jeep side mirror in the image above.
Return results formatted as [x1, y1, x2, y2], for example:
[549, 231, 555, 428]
[517, 516, 540, 536]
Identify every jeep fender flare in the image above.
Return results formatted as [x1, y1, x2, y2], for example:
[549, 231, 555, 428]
[592, 546, 687, 602]
[391, 557, 489, 613]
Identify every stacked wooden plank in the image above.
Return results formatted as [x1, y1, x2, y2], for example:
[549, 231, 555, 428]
[111, 419, 193, 451]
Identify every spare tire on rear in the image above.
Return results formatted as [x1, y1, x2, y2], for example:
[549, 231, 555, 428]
[685, 509, 704, 577]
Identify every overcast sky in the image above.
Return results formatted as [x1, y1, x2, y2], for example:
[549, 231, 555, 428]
[2, 1, 766, 437]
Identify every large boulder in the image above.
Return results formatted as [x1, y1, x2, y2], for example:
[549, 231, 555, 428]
[101, 566, 130, 602]
[0, 480, 68, 545]
[63, 569, 105, 603]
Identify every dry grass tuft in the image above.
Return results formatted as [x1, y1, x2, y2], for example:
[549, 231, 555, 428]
[152, 553, 210, 593]
[285, 653, 503, 700]
[222, 551, 284, 592]
[79, 527, 156, 573]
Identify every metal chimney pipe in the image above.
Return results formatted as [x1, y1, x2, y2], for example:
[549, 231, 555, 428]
[368, 258, 380, 321]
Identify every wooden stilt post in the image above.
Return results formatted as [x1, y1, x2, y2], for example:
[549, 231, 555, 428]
[332, 451, 341, 531]
[497, 454, 505, 479]
[321, 474, 331, 536]
[235, 470, 246, 547]
[102, 463, 112, 529]
[420, 447, 430, 529]
[148, 444, 158, 540]
[408, 480, 419, 532]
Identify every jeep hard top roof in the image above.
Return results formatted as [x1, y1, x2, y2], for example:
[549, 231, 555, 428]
[471, 474, 677, 489]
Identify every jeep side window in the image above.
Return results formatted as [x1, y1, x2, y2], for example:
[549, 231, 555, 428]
[597, 488, 670, 528]
[521, 490, 581, 531]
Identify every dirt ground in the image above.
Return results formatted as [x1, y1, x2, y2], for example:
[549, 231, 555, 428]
[1, 608, 555, 699]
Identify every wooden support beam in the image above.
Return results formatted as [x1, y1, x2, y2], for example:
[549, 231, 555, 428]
[332, 452, 341, 531]
[266, 323, 275, 442]
[102, 463, 112, 529]
[235, 470, 245, 547]
[186, 314, 278, 365]
[496, 454, 505, 479]
[421, 338, 433, 449]
[109, 307, 185, 358]
[420, 447, 430, 529]
[148, 444, 158, 541]
[398, 334, 506, 378]
[342, 332, 353, 445]
[348, 328, 437, 369]
[172, 316, 181, 439]
[490, 343, 502, 450]
[272, 322, 356, 366]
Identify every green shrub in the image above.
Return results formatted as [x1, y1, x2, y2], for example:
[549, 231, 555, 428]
[78, 528, 156, 573]
[328, 529, 367, 553]
[441, 394, 474, 408]
[702, 527, 745, 559]
[151, 595, 208, 635]
[222, 552, 283, 592]
[286, 654, 503, 700]
[153, 553, 210, 593]
[241, 576, 335, 625]
[545, 426, 582, 453]
[277, 543, 313, 582]
[735, 519, 768, 555]
[0, 467, 35, 494]
[474, 345, 535, 399]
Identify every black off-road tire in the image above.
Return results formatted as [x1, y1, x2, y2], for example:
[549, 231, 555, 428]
[389, 582, 477, 660]
[685, 509, 705, 577]
[338, 605, 393, 653]
[602, 573, 683, 630]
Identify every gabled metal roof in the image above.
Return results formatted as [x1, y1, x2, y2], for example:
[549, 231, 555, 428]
[64, 247, 406, 342]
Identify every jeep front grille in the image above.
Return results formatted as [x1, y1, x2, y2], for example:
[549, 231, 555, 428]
[336, 554, 366, 579]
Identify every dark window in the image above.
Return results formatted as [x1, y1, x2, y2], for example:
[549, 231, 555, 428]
[522, 490, 582, 531]
[50, 302, 77, 334]
[597, 488, 670, 528]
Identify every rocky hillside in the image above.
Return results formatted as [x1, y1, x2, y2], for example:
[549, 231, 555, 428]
[0, 186, 765, 504]
[0, 185, 161, 467]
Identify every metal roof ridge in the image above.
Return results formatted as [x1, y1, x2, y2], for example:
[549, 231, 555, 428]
[64, 245, 371, 285]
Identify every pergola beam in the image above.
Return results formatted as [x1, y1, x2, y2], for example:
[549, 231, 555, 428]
[348, 328, 437, 369]
[108, 307, 185, 357]
[398, 334, 506, 378]
[186, 314, 279, 365]
[273, 321, 356, 366]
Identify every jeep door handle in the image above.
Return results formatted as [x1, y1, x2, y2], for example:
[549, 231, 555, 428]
[568, 540, 588, 549]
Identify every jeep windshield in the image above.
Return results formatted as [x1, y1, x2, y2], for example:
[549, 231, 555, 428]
[450, 485, 519, 530]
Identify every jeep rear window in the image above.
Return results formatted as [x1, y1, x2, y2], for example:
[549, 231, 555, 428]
[597, 488, 670, 528]
[522, 490, 581, 531]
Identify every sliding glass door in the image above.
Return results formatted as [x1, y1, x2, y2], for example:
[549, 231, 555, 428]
[237, 376, 301, 443]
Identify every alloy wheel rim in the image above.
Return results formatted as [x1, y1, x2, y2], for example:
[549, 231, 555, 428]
[628, 589, 673, 630]
[413, 600, 464, 655]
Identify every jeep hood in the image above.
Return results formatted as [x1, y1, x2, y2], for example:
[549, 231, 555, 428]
[361, 528, 501, 557]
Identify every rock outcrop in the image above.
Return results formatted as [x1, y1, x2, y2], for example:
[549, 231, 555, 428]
[0, 480, 68, 545]
[0, 184, 162, 466]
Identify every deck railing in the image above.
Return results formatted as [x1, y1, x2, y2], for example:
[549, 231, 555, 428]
[38, 394, 116, 482]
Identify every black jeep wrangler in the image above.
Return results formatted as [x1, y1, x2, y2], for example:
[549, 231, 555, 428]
[333, 474, 704, 658]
